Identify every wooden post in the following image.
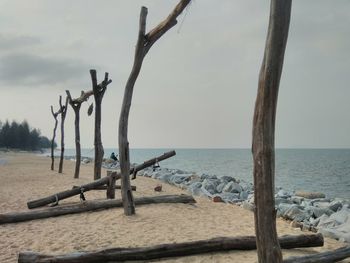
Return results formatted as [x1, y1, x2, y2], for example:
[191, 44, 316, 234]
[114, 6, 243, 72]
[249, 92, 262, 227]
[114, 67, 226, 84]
[50, 106, 61, 171]
[252, 1, 292, 263]
[90, 70, 112, 180]
[66, 90, 94, 178]
[119, 0, 191, 216]
[106, 171, 117, 199]
[58, 95, 68, 174]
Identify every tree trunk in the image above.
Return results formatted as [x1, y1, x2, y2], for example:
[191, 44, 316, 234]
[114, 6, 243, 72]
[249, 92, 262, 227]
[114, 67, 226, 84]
[58, 96, 68, 174]
[90, 70, 111, 180]
[119, 0, 191, 216]
[72, 185, 136, 191]
[283, 246, 350, 263]
[50, 106, 59, 171]
[4, 195, 196, 224]
[252, 1, 292, 262]
[28, 151, 174, 208]
[66, 90, 94, 179]
[18, 234, 323, 263]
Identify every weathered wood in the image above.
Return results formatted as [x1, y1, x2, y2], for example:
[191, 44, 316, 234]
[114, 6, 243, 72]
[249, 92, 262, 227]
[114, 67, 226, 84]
[283, 246, 350, 263]
[4, 195, 196, 224]
[91, 70, 112, 180]
[50, 105, 62, 171]
[66, 90, 94, 179]
[72, 185, 136, 191]
[18, 234, 323, 263]
[28, 151, 174, 208]
[252, 1, 292, 262]
[58, 95, 68, 174]
[119, 0, 191, 216]
[106, 172, 116, 199]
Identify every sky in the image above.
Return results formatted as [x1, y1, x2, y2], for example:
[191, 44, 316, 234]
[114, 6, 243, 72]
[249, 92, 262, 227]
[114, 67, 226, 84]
[0, 0, 349, 149]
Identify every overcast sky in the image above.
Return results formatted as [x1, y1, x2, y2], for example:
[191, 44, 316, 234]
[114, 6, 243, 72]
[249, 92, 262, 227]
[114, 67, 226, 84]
[0, 0, 349, 149]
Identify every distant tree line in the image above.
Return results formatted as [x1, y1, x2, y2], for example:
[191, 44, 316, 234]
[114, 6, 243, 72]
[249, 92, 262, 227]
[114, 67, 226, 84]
[0, 120, 55, 151]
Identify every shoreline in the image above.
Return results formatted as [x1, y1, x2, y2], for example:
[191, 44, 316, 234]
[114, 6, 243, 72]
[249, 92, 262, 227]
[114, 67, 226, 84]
[1, 152, 349, 263]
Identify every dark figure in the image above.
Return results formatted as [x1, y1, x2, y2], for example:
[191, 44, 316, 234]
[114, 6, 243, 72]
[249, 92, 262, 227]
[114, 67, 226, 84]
[110, 152, 118, 162]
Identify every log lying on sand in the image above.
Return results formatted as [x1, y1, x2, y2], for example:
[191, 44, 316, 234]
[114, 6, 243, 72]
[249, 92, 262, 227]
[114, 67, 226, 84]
[18, 234, 324, 263]
[27, 150, 175, 209]
[72, 185, 136, 191]
[1, 195, 195, 224]
[283, 246, 350, 263]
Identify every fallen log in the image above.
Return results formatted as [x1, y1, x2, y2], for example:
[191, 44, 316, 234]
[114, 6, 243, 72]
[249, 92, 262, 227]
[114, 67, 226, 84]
[27, 150, 175, 209]
[2, 195, 195, 224]
[72, 185, 136, 191]
[283, 246, 350, 263]
[18, 234, 323, 263]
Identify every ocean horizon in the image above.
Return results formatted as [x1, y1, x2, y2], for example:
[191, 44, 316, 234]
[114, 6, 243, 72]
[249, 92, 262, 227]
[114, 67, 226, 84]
[59, 148, 350, 200]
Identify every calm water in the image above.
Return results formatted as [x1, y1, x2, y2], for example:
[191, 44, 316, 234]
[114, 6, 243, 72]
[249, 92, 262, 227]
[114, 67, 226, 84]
[63, 148, 350, 200]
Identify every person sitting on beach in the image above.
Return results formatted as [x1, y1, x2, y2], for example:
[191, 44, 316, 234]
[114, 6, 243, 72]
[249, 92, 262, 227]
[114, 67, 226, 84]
[110, 152, 118, 162]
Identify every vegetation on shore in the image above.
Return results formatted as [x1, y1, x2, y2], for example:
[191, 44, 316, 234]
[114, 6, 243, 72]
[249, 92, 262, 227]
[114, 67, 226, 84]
[0, 120, 54, 151]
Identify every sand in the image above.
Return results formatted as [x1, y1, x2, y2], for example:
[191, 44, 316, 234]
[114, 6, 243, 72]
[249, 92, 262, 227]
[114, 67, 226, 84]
[0, 151, 349, 263]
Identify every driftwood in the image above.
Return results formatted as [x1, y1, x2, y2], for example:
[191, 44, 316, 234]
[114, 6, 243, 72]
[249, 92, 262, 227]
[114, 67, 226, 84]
[2, 195, 196, 224]
[58, 95, 68, 174]
[27, 151, 175, 208]
[17, 234, 323, 263]
[90, 70, 112, 180]
[50, 105, 63, 171]
[73, 185, 136, 191]
[283, 246, 350, 263]
[119, 0, 191, 216]
[66, 90, 94, 178]
[252, 1, 292, 262]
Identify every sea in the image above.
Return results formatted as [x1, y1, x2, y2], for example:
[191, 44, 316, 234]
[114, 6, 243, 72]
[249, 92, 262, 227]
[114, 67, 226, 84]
[62, 148, 350, 200]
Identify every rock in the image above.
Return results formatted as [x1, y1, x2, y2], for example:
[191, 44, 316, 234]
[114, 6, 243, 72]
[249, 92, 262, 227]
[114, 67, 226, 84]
[216, 182, 226, 193]
[290, 220, 302, 229]
[290, 196, 304, 205]
[219, 193, 240, 203]
[242, 201, 254, 212]
[239, 190, 249, 200]
[154, 184, 162, 192]
[157, 173, 173, 183]
[82, 158, 90, 164]
[187, 182, 202, 196]
[222, 181, 242, 193]
[328, 200, 343, 212]
[212, 195, 223, 203]
[200, 174, 217, 180]
[239, 181, 253, 192]
[169, 174, 191, 185]
[283, 206, 309, 221]
[275, 197, 293, 206]
[276, 189, 291, 199]
[295, 191, 325, 199]
[201, 179, 219, 195]
[307, 206, 333, 219]
[277, 203, 294, 216]
[220, 176, 236, 183]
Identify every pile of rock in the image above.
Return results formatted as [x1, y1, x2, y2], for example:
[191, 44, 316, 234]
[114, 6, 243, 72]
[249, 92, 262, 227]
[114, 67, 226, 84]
[139, 166, 350, 243]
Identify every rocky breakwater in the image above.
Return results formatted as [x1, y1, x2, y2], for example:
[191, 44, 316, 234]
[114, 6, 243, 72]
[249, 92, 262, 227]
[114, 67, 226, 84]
[139, 166, 350, 243]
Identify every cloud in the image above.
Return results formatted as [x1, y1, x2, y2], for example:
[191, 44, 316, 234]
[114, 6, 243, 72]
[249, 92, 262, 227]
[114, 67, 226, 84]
[0, 53, 90, 87]
[0, 34, 41, 50]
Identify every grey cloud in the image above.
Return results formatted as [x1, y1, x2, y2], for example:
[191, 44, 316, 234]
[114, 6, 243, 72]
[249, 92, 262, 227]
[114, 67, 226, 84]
[0, 34, 41, 50]
[0, 53, 90, 87]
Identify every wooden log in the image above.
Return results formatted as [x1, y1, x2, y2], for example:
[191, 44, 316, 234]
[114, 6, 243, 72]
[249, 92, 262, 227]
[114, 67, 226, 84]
[2, 195, 196, 224]
[27, 173, 121, 209]
[50, 105, 62, 171]
[283, 246, 350, 263]
[18, 234, 323, 263]
[58, 95, 68, 174]
[252, 1, 292, 262]
[119, 0, 191, 216]
[72, 185, 136, 191]
[27, 151, 174, 209]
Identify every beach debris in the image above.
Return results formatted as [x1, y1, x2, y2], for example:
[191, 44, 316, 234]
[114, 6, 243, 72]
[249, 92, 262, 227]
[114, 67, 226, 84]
[212, 195, 223, 203]
[295, 191, 326, 199]
[18, 234, 324, 263]
[154, 184, 162, 192]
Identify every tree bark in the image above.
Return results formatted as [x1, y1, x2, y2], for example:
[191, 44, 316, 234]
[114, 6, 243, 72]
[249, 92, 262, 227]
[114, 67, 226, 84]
[4, 195, 196, 224]
[72, 185, 136, 191]
[66, 90, 94, 179]
[18, 234, 323, 263]
[28, 151, 175, 208]
[58, 96, 68, 174]
[90, 70, 112, 180]
[252, 1, 292, 262]
[119, 0, 191, 216]
[283, 246, 350, 263]
[50, 106, 60, 171]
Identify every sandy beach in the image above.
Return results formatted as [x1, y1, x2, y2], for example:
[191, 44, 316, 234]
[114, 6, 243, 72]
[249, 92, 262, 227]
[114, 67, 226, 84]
[0, 152, 349, 263]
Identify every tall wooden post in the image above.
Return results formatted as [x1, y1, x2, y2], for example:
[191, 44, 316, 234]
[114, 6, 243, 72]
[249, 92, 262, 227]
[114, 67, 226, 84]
[252, 1, 292, 262]
[66, 90, 94, 179]
[50, 106, 60, 171]
[90, 70, 112, 180]
[58, 95, 68, 174]
[118, 0, 191, 216]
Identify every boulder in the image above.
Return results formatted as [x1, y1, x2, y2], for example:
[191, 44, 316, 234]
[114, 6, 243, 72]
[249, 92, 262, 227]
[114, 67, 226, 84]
[220, 176, 236, 183]
[200, 174, 217, 180]
[219, 193, 240, 203]
[201, 179, 219, 195]
[222, 181, 242, 193]
[275, 189, 291, 199]
[290, 196, 304, 205]
[212, 195, 223, 203]
[275, 197, 293, 206]
[241, 201, 254, 212]
[307, 206, 333, 219]
[295, 191, 325, 199]
[216, 182, 226, 193]
[239, 190, 249, 200]
[283, 206, 308, 221]
[187, 182, 202, 196]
